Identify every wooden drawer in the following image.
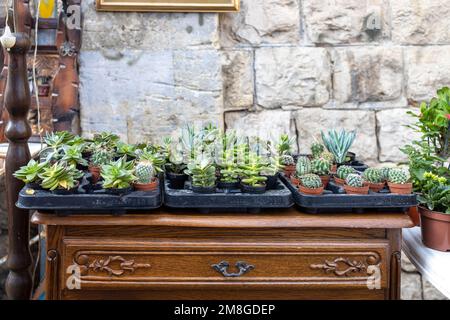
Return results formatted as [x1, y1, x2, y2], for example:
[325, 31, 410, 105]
[60, 239, 390, 293]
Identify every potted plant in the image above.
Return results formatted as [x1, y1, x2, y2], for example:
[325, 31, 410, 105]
[185, 156, 217, 194]
[61, 144, 88, 169]
[39, 162, 83, 194]
[116, 142, 137, 161]
[40, 131, 75, 162]
[291, 156, 311, 186]
[321, 129, 356, 166]
[260, 162, 280, 190]
[13, 159, 48, 189]
[299, 173, 324, 195]
[218, 163, 241, 189]
[387, 168, 413, 194]
[240, 153, 267, 194]
[362, 167, 385, 192]
[165, 143, 188, 189]
[322, 151, 337, 173]
[88, 149, 112, 184]
[133, 160, 158, 192]
[379, 167, 391, 183]
[280, 154, 295, 178]
[311, 142, 324, 159]
[101, 157, 136, 194]
[334, 165, 356, 185]
[417, 172, 450, 251]
[277, 134, 296, 177]
[344, 173, 369, 195]
[311, 157, 331, 187]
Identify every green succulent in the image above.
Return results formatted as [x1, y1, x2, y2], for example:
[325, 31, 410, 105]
[321, 129, 356, 164]
[277, 134, 295, 156]
[311, 142, 325, 159]
[13, 159, 48, 184]
[363, 168, 383, 184]
[139, 149, 166, 173]
[240, 153, 267, 187]
[39, 162, 83, 190]
[280, 154, 295, 166]
[101, 157, 136, 189]
[300, 173, 323, 189]
[379, 167, 391, 181]
[346, 173, 364, 187]
[90, 149, 113, 166]
[336, 165, 356, 180]
[321, 151, 335, 164]
[135, 161, 155, 184]
[61, 145, 88, 167]
[90, 132, 120, 150]
[40, 131, 75, 162]
[219, 163, 241, 183]
[295, 156, 312, 177]
[311, 157, 331, 176]
[116, 142, 137, 159]
[185, 156, 217, 187]
[388, 168, 410, 184]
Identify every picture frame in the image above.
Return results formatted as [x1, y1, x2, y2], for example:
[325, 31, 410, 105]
[96, 0, 240, 12]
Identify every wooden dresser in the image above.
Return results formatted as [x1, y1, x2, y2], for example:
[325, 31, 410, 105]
[31, 209, 413, 300]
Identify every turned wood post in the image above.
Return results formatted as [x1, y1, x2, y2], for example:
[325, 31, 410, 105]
[4, 0, 33, 300]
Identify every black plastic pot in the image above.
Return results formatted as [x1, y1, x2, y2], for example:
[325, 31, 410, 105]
[191, 185, 217, 194]
[218, 181, 239, 190]
[166, 171, 188, 189]
[51, 186, 79, 195]
[103, 186, 133, 195]
[25, 182, 42, 190]
[240, 183, 266, 194]
[263, 174, 279, 190]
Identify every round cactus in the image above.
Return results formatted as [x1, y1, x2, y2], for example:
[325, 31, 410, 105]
[280, 154, 295, 166]
[388, 168, 410, 184]
[311, 142, 325, 159]
[296, 156, 312, 177]
[336, 165, 356, 179]
[346, 173, 364, 187]
[311, 157, 331, 176]
[300, 173, 323, 189]
[135, 161, 154, 184]
[379, 167, 391, 181]
[363, 168, 383, 184]
[321, 151, 335, 163]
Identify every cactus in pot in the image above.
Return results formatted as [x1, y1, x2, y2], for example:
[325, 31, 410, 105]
[299, 173, 324, 195]
[363, 167, 385, 192]
[335, 165, 356, 185]
[388, 168, 413, 194]
[311, 157, 332, 187]
[379, 167, 391, 182]
[292, 156, 311, 186]
[134, 161, 158, 191]
[321, 129, 356, 165]
[280, 154, 295, 177]
[344, 173, 369, 195]
[311, 142, 324, 159]
[89, 148, 112, 183]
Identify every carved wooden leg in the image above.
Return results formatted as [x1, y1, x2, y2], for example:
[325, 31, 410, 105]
[4, 31, 32, 300]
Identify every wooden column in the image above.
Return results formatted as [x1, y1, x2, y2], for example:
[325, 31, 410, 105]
[4, 0, 33, 300]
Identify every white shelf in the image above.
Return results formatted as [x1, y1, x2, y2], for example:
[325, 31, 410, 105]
[403, 227, 450, 298]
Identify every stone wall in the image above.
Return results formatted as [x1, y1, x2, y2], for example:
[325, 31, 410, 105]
[79, 0, 450, 165]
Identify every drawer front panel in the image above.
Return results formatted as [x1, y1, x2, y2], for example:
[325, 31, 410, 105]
[61, 240, 389, 291]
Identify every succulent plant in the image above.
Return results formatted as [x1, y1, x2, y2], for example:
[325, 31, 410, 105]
[280, 154, 295, 166]
[116, 142, 137, 159]
[139, 148, 166, 173]
[311, 142, 325, 159]
[13, 159, 48, 184]
[185, 155, 217, 187]
[39, 162, 83, 190]
[135, 161, 155, 184]
[363, 168, 383, 184]
[101, 157, 136, 189]
[321, 151, 335, 164]
[219, 164, 241, 183]
[89, 132, 120, 150]
[300, 173, 323, 189]
[321, 129, 356, 164]
[240, 153, 267, 187]
[90, 149, 113, 166]
[345, 173, 364, 188]
[336, 165, 356, 180]
[277, 134, 295, 156]
[311, 157, 331, 176]
[61, 144, 88, 167]
[296, 156, 312, 177]
[388, 168, 410, 184]
[379, 167, 391, 181]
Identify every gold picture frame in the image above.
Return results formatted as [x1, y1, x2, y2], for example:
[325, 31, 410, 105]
[96, 0, 240, 12]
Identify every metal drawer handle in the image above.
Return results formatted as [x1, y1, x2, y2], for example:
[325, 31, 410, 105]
[211, 261, 254, 277]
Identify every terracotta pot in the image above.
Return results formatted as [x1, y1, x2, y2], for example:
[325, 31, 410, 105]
[299, 185, 324, 195]
[408, 206, 421, 227]
[333, 176, 345, 185]
[343, 184, 369, 195]
[388, 182, 413, 194]
[290, 175, 300, 186]
[283, 164, 296, 178]
[88, 165, 101, 184]
[419, 206, 450, 251]
[134, 178, 159, 192]
[364, 181, 385, 193]
[320, 175, 330, 188]
[330, 164, 337, 174]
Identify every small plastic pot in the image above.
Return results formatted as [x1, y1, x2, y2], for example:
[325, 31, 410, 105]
[343, 184, 369, 195]
[320, 175, 330, 188]
[51, 183, 79, 195]
[240, 183, 266, 194]
[88, 165, 101, 184]
[25, 182, 42, 190]
[299, 185, 324, 195]
[166, 171, 188, 189]
[388, 182, 413, 194]
[283, 164, 295, 178]
[191, 185, 216, 194]
[134, 178, 159, 192]
[218, 181, 239, 190]
[264, 174, 279, 190]
[419, 206, 450, 251]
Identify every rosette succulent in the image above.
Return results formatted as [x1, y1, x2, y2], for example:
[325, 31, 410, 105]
[14, 159, 48, 184]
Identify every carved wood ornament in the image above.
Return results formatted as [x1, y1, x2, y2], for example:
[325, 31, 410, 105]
[75, 254, 151, 277]
[310, 254, 381, 277]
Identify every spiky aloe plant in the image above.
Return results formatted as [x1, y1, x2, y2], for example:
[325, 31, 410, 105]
[363, 168, 383, 184]
[321, 129, 356, 164]
[336, 165, 356, 180]
[311, 157, 331, 176]
[346, 173, 364, 187]
[296, 156, 311, 177]
[300, 173, 323, 189]
[388, 168, 410, 184]
[311, 142, 325, 159]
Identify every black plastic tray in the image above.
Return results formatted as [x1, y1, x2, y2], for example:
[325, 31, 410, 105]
[164, 178, 293, 213]
[280, 174, 417, 213]
[16, 184, 162, 215]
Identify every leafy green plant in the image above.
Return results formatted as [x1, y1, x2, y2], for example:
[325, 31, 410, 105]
[13, 159, 48, 184]
[417, 172, 450, 214]
[101, 157, 136, 189]
[39, 162, 82, 190]
[185, 156, 216, 187]
[240, 153, 267, 187]
[321, 129, 356, 164]
[277, 134, 295, 156]
[61, 145, 88, 167]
